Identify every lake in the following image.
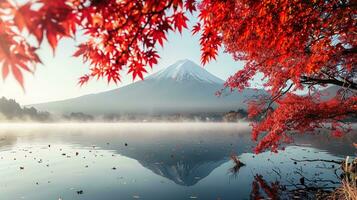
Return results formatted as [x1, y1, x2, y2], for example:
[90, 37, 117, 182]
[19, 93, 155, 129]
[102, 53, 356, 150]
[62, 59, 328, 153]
[0, 123, 356, 200]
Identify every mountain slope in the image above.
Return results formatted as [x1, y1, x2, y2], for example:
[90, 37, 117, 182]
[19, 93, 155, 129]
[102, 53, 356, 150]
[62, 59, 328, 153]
[31, 59, 265, 115]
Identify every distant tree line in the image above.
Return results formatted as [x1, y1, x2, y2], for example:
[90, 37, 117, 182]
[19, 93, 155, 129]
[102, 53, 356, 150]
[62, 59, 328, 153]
[223, 109, 249, 122]
[0, 97, 51, 121]
[63, 112, 94, 122]
[0, 97, 258, 122]
[101, 112, 246, 122]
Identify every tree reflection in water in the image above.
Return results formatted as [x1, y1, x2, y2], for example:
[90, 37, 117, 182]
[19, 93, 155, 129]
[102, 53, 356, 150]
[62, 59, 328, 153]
[228, 153, 246, 179]
[228, 159, 343, 199]
[250, 175, 280, 200]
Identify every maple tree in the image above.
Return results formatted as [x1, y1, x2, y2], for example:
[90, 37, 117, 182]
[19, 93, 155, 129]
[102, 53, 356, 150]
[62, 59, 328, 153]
[0, 0, 356, 153]
[200, 0, 357, 153]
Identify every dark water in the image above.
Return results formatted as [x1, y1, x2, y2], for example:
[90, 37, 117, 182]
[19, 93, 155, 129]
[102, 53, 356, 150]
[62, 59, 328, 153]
[0, 123, 356, 200]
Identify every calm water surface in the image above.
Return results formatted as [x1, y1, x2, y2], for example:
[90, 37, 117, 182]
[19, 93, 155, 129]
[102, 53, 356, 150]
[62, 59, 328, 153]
[0, 123, 356, 200]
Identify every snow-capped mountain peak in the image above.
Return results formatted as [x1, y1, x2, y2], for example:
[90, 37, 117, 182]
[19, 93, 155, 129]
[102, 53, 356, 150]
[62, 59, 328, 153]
[147, 59, 224, 84]
[31, 59, 266, 115]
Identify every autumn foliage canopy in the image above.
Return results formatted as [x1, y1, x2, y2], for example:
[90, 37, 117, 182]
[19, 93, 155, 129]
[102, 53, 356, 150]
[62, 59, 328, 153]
[0, 0, 356, 153]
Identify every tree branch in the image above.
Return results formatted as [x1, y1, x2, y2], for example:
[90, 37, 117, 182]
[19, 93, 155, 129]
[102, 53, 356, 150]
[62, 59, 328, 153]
[300, 76, 357, 90]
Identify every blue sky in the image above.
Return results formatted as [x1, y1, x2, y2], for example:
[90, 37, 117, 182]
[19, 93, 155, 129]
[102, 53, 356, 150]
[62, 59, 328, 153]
[0, 16, 260, 105]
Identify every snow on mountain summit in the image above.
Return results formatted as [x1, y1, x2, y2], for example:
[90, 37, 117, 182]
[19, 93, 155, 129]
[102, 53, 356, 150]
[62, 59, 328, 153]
[147, 59, 224, 84]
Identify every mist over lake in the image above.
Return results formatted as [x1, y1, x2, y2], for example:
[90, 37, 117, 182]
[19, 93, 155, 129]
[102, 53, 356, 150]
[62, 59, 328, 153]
[0, 123, 355, 200]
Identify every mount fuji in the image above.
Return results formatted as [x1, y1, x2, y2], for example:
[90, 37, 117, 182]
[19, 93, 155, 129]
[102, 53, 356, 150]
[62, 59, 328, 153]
[31, 59, 265, 115]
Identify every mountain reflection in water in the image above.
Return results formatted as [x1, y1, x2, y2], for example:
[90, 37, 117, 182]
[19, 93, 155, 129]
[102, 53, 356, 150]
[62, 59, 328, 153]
[0, 123, 355, 200]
